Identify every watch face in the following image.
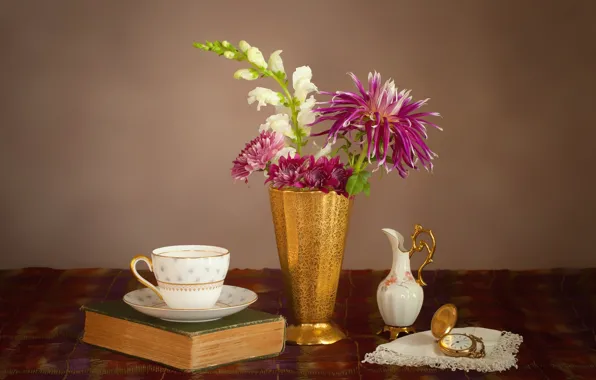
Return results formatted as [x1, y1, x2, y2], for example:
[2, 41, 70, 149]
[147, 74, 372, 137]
[441, 334, 473, 351]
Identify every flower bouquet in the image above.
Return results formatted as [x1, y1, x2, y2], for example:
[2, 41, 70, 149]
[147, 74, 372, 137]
[194, 39, 441, 345]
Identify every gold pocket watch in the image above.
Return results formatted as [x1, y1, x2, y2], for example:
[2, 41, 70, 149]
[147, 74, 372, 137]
[431, 303, 486, 358]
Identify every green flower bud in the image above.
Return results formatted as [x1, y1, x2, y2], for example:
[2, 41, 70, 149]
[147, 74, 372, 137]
[233, 68, 259, 80]
[193, 42, 209, 51]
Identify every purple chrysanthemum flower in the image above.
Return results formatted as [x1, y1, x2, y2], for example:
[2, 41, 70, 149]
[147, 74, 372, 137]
[266, 154, 311, 189]
[303, 156, 341, 189]
[330, 162, 353, 196]
[311, 72, 442, 177]
[303, 156, 353, 196]
[231, 130, 285, 183]
[303, 156, 334, 190]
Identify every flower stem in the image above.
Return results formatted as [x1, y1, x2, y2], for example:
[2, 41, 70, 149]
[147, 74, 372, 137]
[247, 61, 302, 155]
[270, 76, 302, 155]
[203, 44, 303, 154]
[354, 141, 368, 173]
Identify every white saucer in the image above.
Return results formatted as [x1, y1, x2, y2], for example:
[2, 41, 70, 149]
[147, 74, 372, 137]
[123, 285, 258, 323]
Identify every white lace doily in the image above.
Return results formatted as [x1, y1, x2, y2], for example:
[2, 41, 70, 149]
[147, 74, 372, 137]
[362, 327, 523, 372]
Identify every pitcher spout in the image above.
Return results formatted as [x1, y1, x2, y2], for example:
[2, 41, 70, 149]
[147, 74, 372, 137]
[381, 228, 407, 254]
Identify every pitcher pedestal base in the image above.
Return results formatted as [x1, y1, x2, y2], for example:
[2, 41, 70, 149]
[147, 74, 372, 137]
[378, 325, 417, 340]
[286, 322, 346, 345]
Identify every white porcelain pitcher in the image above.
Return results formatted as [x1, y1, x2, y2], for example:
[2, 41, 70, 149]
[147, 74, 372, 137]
[377, 225, 436, 336]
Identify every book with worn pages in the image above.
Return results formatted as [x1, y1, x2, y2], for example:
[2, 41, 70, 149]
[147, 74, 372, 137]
[81, 301, 286, 371]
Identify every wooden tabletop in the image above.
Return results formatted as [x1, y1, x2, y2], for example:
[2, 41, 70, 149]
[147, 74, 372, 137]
[0, 268, 594, 379]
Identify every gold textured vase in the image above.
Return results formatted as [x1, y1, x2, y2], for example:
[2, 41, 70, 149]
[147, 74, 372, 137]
[268, 187, 353, 345]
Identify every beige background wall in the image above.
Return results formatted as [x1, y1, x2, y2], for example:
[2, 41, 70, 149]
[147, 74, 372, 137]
[1, 0, 595, 270]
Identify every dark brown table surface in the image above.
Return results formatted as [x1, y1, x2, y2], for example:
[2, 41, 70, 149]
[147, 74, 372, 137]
[0, 268, 594, 379]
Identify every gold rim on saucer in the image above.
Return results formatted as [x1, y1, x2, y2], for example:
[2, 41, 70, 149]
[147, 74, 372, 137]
[123, 287, 258, 311]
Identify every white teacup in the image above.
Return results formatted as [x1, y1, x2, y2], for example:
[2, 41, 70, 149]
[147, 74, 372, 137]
[130, 245, 230, 309]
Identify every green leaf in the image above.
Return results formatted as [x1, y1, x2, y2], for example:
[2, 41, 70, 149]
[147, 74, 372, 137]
[346, 175, 363, 196]
[346, 170, 371, 196]
[363, 182, 371, 196]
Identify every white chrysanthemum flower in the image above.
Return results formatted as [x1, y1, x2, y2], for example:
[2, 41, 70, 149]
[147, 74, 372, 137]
[268, 50, 285, 75]
[292, 66, 318, 102]
[247, 87, 281, 111]
[247, 47, 267, 69]
[238, 40, 251, 53]
[234, 68, 259, 80]
[259, 113, 295, 139]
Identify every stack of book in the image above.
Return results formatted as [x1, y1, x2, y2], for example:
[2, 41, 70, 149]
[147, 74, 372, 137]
[81, 302, 286, 371]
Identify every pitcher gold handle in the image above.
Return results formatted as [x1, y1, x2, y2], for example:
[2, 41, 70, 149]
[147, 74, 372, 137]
[408, 224, 436, 287]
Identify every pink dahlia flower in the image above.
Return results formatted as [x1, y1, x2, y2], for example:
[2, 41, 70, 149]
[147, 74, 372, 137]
[265, 154, 311, 189]
[311, 72, 441, 178]
[231, 130, 285, 183]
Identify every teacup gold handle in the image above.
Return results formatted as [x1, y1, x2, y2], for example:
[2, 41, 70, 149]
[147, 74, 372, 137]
[130, 255, 163, 300]
[408, 224, 437, 287]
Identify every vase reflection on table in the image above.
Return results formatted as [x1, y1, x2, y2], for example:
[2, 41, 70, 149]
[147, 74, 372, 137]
[195, 39, 442, 345]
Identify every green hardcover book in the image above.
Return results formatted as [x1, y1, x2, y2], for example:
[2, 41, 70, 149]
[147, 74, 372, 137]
[81, 301, 286, 372]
